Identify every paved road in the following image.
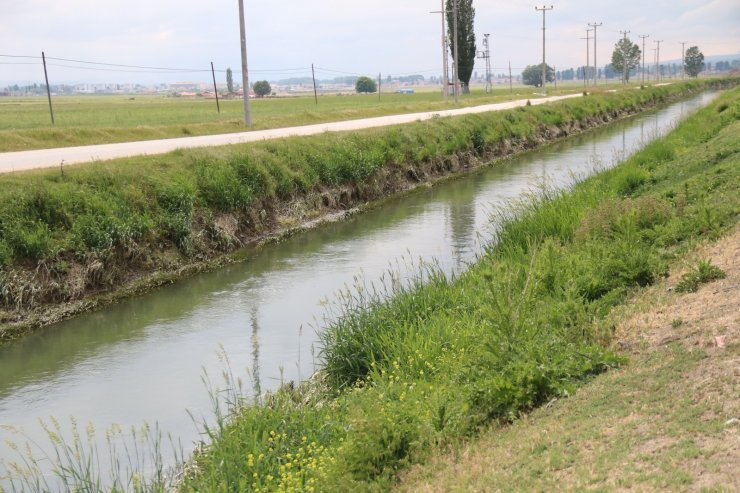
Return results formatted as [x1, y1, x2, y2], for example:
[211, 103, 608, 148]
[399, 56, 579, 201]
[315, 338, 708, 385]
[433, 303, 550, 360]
[0, 94, 582, 174]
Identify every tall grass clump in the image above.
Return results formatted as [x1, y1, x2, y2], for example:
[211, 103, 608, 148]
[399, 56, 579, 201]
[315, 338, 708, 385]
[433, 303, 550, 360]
[179, 87, 740, 491]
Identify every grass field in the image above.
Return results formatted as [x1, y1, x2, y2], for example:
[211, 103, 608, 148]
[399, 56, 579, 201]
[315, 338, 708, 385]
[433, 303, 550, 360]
[1, 82, 615, 152]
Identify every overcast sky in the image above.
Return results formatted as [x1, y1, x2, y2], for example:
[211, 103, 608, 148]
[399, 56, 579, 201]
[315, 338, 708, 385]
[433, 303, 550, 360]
[1, 0, 738, 84]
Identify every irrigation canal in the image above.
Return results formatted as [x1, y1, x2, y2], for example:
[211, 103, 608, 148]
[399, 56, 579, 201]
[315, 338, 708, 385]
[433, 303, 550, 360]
[0, 92, 718, 487]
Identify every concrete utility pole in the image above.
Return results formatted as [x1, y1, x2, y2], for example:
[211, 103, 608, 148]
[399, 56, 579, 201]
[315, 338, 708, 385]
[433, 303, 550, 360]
[638, 34, 649, 84]
[430, 0, 449, 102]
[509, 60, 513, 93]
[680, 41, 687, 79]
[478, 33, 492, 93]
[452, 0, 460, 102]
[237, 0, 252, 126]
[654, 39, 663, 81]
[581, 29, 593, 88]
[588, 22, 602, 85]
[620, 30, 630, 84]
[535, 5, 554, 94]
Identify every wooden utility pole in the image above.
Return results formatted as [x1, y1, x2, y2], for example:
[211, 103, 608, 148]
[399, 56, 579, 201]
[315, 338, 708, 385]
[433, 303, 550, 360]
[210, 62, 221, 113]
[535, 5, 554, 94]
[654, 39, 663, 81]
[378, 72, 381, 100]
[41, 51, 54, 125]
[311, 64, 318, 105]
[680, 41, 687, 79]
[237, 0, 252, 126]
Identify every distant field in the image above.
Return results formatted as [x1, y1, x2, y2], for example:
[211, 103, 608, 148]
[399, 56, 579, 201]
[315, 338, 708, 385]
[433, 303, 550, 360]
[0, 83, 598, 152]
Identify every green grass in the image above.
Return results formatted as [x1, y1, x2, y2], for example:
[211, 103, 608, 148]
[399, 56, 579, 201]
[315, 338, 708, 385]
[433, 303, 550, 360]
[0, 82, 649, 152]
[675, 259, 726, 293]
[1, 81, 720, 327]
[176, 86, 740, 490]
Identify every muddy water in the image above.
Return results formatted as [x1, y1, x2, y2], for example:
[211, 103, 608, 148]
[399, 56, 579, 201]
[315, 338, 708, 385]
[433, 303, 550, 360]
[0, 92, 716, 487]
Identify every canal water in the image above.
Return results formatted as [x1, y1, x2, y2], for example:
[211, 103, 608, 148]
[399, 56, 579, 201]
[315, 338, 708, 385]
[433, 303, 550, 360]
[0, 92, 717, 488]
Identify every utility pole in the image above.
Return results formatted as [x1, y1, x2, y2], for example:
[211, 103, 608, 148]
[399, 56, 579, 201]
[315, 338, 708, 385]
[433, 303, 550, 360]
[508, 60, 513, 93]
[620, 30, 630, 84]
[430, 0, 449, 102]
[378, 72, 381, 100]
[41, 51, 54, 124]
[654, 39, 663, 81]
[452, 0, 460, 102]
[680, 41, 687, 79]
[581, 29, 593, 88]
[210, 62, 220, 113]
[638, 34, 649, 84]
[652, 48, 657, 80]
[237, 0, 252, 126]
[478, 33, 492, 93]
[588, 22, 603, 86]
[535, 5, 554, 94]
[311, 64, 318, 105]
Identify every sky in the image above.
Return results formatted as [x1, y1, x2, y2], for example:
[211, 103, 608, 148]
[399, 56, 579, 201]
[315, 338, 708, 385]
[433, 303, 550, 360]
[1, 0, 738, 85]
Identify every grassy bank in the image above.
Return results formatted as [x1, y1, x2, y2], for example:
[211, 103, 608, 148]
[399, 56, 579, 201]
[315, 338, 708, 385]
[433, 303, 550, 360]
[0, 85, 589, 152]
[0, 79, 734, 341]
[397, 227, 739, 492]
[178, 87, 739, 491]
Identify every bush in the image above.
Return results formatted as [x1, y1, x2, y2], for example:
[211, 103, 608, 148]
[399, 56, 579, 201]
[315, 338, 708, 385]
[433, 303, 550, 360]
[675, 260, 726, 293]
[253, 80, 272, 98]
[355, 76, 377, 94]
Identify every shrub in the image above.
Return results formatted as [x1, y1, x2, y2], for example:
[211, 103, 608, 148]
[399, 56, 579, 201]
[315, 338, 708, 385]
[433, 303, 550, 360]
[675, 259, 726, 293]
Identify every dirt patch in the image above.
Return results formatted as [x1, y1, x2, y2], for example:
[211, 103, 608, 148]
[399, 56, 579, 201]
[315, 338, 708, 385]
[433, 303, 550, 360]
[617, 229, 739, 351]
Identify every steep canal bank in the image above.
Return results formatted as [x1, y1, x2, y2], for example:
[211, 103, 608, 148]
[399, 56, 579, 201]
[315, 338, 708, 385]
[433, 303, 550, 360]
[1, 81, 733, 341]
[1, 88, 734, 491]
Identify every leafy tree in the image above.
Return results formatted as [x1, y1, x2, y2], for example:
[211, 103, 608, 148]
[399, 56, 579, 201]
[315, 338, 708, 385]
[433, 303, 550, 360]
[253, 80, 272, 98]
[355, 76, 377, 94]
[611, 38, 641, 83]
[446, 0, 476, 94]
[521, 63, 554, 87]
[684, 46, 705, 78]
[226, 68, 234, 93]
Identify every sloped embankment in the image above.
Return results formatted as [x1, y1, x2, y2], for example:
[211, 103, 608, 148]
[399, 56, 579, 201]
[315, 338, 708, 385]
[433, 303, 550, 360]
[0, 80, 735, 341]
[180, 87, 739, 490]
